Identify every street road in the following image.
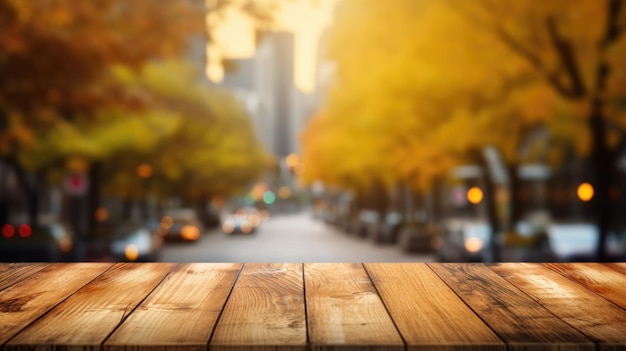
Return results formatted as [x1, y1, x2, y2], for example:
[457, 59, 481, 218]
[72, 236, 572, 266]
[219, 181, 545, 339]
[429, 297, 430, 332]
[161, 212, 434, 262]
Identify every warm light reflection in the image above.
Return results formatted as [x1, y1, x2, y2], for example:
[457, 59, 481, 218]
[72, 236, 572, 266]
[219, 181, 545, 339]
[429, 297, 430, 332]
[577, 182, 594, 202]
[95, 207, 109, 222]
[211, 196, 225, 208]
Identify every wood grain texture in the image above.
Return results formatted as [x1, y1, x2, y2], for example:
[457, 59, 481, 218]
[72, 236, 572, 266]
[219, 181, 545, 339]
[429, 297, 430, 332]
[428, 263, 594, 351]
[545, 263, 626, 309]
[0, 263, 112, 346]
[0, 263, 49, 292]
[210, 263, 306, 351]
[6, 262, 175, 351]
[490, 263, 626, 350]
[304, 263, 404, 351]
[365, 263, 504, 351]
[606, 263, 626, 275]
[104, 263, 242, 351]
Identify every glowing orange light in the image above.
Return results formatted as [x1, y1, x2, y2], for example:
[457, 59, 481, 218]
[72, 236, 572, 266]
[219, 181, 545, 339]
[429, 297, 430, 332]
[18, 224, 32, 238]
[241, 223, 252, 234]
[60, 239, 73, 253]
[278, 186, 292, 199]
[260, 209, 270, 221]
[211, 196, 225, 208]
[181, 225, 200, 241]
[94, 207, 108, 222]
[125, 245, 139, 261]
[160, 216, 173, 230]
[249, 214, 261, 227]
[222, 221, 235, 234]
[577, 182, 594, 202]
[467, 187, 484, 204]
[2, 224, 15, 238]
[465, 237, 483, 253]
[137, 163, 153, 179]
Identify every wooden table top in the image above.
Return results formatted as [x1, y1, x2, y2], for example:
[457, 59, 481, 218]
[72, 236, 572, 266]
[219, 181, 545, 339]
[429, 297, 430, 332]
[0, 262, 625, 351]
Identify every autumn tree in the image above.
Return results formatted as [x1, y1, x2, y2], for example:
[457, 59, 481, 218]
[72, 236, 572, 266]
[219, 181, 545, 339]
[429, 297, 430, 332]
[302, 0, 626, 259]
[0, 0, 280, 226]
[456, 0, 626, 260]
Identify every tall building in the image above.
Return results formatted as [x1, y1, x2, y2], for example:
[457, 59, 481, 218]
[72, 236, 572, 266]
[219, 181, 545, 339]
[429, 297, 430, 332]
[221, 31, 298, 158]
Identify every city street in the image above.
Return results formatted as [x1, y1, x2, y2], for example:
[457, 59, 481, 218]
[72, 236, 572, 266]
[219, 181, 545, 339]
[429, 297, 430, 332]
[161, 212, 434, 262]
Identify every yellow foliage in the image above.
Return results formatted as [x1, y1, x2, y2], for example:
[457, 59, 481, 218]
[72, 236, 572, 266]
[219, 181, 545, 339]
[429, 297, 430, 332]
[300, 0, 626, 193]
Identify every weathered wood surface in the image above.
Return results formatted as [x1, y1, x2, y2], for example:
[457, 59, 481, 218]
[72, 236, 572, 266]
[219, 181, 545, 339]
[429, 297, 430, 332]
[0, 262, 624, 351]
[0, 263, 49, 292]
[544, 262, 626, 309]
[365, 263, 504, 351]
[490, 263, 626, 351]
[304, 263, 404, 351]
[209, 263, 307, 351]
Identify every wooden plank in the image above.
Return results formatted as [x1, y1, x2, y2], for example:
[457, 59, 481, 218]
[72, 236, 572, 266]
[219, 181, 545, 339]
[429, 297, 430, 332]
[304, 263, 404, 351]
[606, 263, 626, 275]
[428, 263, 594, 351]
[545, 263, 626, 309]
[0, 263, 112, 346]
[104, 263, 242, 351]
[6, 262, 175, 351]
[0, 263, 49, 292]
[210, 263, 306, 351]
[490, 263, 626, 350]
[365, 263, 504, 351]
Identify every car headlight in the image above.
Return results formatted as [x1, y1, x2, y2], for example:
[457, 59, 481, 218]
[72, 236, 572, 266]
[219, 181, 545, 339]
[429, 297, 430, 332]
[223, 220, 235, 234]
[111, 230, 153, 260]
[181, 225, 200, 240]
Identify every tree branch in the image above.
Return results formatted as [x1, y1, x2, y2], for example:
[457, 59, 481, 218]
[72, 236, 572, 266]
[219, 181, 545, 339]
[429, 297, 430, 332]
[601, 0, 626, 48]
[545, 16, 587, 98]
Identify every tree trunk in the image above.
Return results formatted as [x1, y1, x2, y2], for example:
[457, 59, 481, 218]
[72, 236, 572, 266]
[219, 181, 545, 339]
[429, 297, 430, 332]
[9, 158, 40, 226]
[87, 162, 102, 231]
[508, 164, 522, 230]
[589, 99, 612, 261]
[478, 154, 501, 262]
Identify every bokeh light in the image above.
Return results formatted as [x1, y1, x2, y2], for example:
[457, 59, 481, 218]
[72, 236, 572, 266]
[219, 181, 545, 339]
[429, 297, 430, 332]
[2, 224, 15, 238]
[467, 187, 484, 205]
[263, 191, 276, 204]
[577, 182, 594, 202]
[18, 224, 32, 238]
[124, 245, 139, 261]
[137, 163, 153, 179]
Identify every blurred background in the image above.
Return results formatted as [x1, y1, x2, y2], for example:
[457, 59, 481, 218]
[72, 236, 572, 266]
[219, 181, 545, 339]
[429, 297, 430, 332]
[1, 0, 625, 263]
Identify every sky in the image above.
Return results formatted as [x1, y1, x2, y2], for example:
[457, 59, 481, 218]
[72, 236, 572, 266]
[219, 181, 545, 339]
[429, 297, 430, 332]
[206, 0, 337, 93]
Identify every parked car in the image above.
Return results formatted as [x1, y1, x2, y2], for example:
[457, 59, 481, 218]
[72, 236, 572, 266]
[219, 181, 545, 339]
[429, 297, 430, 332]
[436, 219, 493, 262]
[397, 222, 440, 253]
[371, 211, 404, 244]
[158, 209, 202, 242]
[0, 220, 74, 262]
[109, 223, 163, 262]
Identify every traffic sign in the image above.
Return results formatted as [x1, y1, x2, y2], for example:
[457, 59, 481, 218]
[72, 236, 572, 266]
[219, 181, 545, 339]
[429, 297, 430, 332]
[64, 173, 89, 196]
